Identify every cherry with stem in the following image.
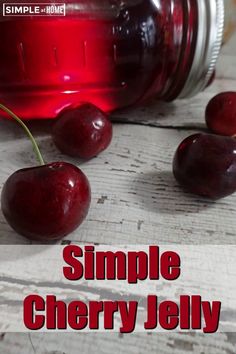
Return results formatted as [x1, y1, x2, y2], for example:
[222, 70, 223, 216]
[0, 103, 91, 241]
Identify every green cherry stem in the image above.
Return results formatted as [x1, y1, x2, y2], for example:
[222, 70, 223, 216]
[0, 103, 45, 166]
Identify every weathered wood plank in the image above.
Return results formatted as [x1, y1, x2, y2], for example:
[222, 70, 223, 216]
[1, 125, 236, 245]
[0, 332, 235, 354]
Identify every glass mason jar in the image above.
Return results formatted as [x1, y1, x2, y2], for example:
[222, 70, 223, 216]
[0, 0, 225, 120]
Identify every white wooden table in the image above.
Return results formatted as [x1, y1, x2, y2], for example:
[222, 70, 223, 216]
[0, 34, 235, 353]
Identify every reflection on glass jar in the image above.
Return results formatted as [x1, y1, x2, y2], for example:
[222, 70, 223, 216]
[0, 0, 225, 120]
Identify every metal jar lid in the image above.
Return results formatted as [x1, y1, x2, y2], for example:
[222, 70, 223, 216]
[179, 0, 225, 98]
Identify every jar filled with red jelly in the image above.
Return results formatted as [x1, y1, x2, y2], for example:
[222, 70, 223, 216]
[0, 0, 224, 120]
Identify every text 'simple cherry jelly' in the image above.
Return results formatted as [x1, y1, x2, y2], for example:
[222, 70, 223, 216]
[0, 0, 224, 120]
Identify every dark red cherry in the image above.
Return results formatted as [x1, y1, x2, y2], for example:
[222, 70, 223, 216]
[206, 92, 236, 136]
[173, 133, 236, 199]
[53, 104, 113, 159]
[1, 162, 91, 241]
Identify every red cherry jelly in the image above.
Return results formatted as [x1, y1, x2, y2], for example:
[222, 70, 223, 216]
[0, 0, 224, 120]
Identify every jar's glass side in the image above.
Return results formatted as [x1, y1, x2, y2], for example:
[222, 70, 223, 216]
[0, 0, 178, 118]
[0, 0, 221, 119]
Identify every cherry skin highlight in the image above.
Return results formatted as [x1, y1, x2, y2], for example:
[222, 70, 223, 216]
[173, 133, 236, 199]
[53, 104, 113, 159]
[206, 92, 236, 136]
[1, 162, 91, 241]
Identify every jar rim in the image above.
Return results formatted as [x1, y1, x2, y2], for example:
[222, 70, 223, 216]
[178, 0, 225, 98]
